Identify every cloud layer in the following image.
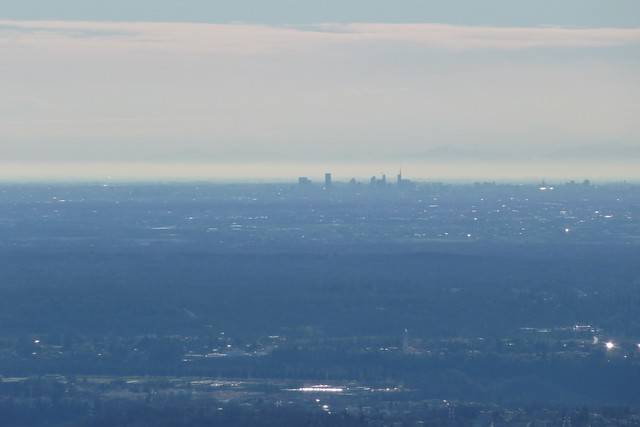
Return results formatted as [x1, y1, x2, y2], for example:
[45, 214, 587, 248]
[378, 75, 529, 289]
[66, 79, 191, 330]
[1, 20, 639, 179]
[2, 20, 640, 52]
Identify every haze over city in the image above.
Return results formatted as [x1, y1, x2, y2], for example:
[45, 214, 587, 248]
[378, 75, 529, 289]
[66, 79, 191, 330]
[2, 0, 639, 181]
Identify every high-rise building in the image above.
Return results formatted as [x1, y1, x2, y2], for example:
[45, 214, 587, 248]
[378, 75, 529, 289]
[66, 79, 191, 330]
[396, 170, 414, 187]
[324, 173, 332, 187]
[298, 177, 312, 185]
[370, 174, 389, 186]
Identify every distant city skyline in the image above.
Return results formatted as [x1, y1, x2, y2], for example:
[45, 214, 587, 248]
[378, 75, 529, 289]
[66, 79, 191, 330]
[0, 161, 637, 183]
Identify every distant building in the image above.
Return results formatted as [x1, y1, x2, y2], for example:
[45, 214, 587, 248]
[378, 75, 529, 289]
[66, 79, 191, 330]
[397, 170, 413, 187]
[298, 177, 312, 185]
[370, 174, 388, 186]
[324, 173, 332, 187]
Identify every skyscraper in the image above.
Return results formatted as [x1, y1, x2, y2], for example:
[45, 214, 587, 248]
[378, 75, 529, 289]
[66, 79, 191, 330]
[324, 173, 332, 187]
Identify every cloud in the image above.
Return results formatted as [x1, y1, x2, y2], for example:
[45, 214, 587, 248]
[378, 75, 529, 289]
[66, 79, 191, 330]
[1, 20, 640, 54]
[0, 20, 639, 179]
[311, 23, 640, 50]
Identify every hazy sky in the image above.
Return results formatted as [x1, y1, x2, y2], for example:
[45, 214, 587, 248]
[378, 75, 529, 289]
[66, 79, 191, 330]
[3, 0, 640, 26]
[1, 1, 639, 181]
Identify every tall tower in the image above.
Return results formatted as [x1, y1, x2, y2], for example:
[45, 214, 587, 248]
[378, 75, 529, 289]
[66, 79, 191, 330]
[397, 169, 402, 185]
[324, 172, 332, 187]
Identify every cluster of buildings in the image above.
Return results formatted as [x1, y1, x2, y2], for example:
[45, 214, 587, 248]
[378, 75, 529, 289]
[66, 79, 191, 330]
[298, 171, 412, 187]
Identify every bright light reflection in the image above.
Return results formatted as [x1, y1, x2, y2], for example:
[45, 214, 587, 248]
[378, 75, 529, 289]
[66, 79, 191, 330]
[290, 385, 344, 393]
[605, 341, 615, 350]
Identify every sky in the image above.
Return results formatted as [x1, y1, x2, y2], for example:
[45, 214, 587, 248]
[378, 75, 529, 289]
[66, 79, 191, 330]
[1, 1, 639, 181]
